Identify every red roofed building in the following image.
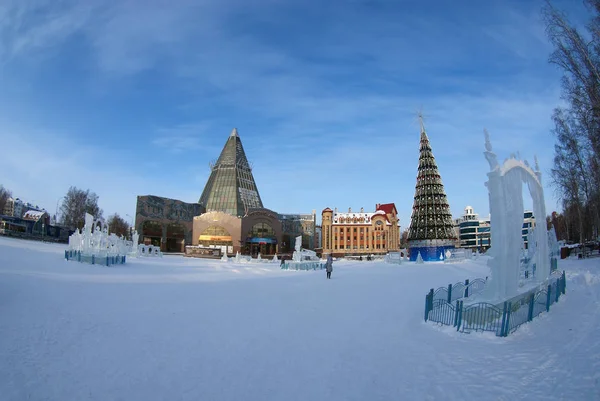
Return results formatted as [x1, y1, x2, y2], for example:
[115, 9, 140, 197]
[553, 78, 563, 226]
[321, 203, 400, 257]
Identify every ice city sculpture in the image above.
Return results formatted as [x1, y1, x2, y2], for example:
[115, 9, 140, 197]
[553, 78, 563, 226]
[281, 235, 322, 270]
[482, 130, 550, 300]
[66, 213, 134, 265]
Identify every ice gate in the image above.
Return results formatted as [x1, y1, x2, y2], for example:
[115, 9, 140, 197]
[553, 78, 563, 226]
[482, 130, 550, 300]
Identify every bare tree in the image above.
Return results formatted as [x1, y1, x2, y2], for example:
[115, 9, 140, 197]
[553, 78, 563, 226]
[544, 0, 600, 242]
[59, 187, 103, 230]
[0, 185, 12, 215]
[107, 213, 130, 238]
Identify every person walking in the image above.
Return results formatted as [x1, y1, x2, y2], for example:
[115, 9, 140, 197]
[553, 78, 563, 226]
[325, 254, 333, 279]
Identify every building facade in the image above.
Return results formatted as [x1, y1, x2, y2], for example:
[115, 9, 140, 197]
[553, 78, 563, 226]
[2, 197, 14, 217]
[8, 198, 45, 218]
[192, 208, 283, 256]
[321, 204, 400, 257]
[135, 195, 205, 252]
[522, 211, 536, 248]
[452, 206, 536, 252]
[278, 211, 317, 253]
[136, 128, 316, 255]
[453, 206, 491, 251]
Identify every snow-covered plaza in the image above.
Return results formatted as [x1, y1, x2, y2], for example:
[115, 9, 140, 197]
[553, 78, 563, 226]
[1, 236, 599, 400]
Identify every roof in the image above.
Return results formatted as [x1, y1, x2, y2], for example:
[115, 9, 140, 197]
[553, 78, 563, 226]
[331, 210, 392, 226]
[22, 210, 46, 221]
[376, 203, 397, 216]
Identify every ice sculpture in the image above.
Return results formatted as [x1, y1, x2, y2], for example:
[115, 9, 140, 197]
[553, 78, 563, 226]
[482, 130, 550, 300]
[66, 213, 135, 264]
[292, 235, 303, 262]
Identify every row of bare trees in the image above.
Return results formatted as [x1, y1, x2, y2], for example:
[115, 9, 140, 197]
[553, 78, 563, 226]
[544, 0, 600, 243]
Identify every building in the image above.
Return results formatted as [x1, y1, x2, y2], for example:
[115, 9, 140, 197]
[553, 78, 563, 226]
[522, 211, 536, 248]
[315, 225, 322, 251]
[191, 128, 283, 256]
[407, 117, 456, 261]
[22, 210, 50, 234]
[192, 208, 283, 256]
[135, 195, 205, 252]
[321, 204, 400, 257]
[278, 211, 317, 252]
[11, 198, 45, 218]
[2, 197, 14, 216]
[198, 128, 263, 217]
[136, 128, 315, 255]
[453, 206, 491, 251]
[453, 206, 536, 252]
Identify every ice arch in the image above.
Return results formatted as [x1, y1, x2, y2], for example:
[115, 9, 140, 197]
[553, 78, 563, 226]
[483, 130, 550, 300]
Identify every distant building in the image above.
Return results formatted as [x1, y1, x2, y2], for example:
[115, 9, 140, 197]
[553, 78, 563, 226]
[2, 197, 14, 216]
[321, 204, 400, 257]
[453, 206, 491, 251]
[278, 211, 317, 252]
[522, 211, 536, 248]
[453, 206, 536, 252]
[12, 198, 45, 219]
[137, 128, 315, 255]
[315, 225, 322, 250]
[135, 195, 205, 252]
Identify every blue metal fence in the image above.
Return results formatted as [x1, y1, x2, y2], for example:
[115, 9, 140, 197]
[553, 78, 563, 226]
[425, 271, 566, 337]
[426, 277, 487, 317]
[64, 250, 126, 266]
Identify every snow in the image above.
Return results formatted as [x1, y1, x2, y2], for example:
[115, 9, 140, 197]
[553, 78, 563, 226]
[1, 236, 599, 400]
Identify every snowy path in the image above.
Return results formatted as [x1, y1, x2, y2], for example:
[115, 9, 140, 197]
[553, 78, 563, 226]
[0, 237, 598, 400]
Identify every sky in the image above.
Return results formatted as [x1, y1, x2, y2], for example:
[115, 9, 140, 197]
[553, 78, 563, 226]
[0, 0, 590, 228]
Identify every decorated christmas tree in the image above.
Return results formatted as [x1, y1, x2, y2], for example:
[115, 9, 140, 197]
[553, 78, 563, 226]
[407, 116, 456, 261]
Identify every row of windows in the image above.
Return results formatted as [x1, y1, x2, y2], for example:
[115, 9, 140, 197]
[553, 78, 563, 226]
[334, 244, 385, 250]
[334, 234, 386, 240]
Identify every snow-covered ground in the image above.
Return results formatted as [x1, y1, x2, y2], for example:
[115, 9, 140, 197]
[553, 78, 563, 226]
[0, 236, 598, 401]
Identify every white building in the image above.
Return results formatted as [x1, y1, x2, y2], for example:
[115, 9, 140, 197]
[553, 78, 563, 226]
[453, 206, 536, 251]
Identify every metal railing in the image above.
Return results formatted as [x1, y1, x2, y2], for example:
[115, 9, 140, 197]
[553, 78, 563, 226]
[424, 271, 567, 337]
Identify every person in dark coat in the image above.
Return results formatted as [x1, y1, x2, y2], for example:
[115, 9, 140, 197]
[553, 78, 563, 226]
[325, 254, 333, 279]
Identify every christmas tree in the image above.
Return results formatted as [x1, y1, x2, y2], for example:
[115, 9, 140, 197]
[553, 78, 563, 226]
[407, 116, 456, 261]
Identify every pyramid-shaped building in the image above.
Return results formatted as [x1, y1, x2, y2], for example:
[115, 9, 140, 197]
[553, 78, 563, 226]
[199, 128, 263, 217]
[407, 119, 456, 261]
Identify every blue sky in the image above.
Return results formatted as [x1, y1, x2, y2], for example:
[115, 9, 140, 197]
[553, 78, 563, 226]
[0, 0, 588, 228]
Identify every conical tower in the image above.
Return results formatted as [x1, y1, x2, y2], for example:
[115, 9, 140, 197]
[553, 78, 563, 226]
[407, 117, 456, 261]
[199, 128, 263, 217]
